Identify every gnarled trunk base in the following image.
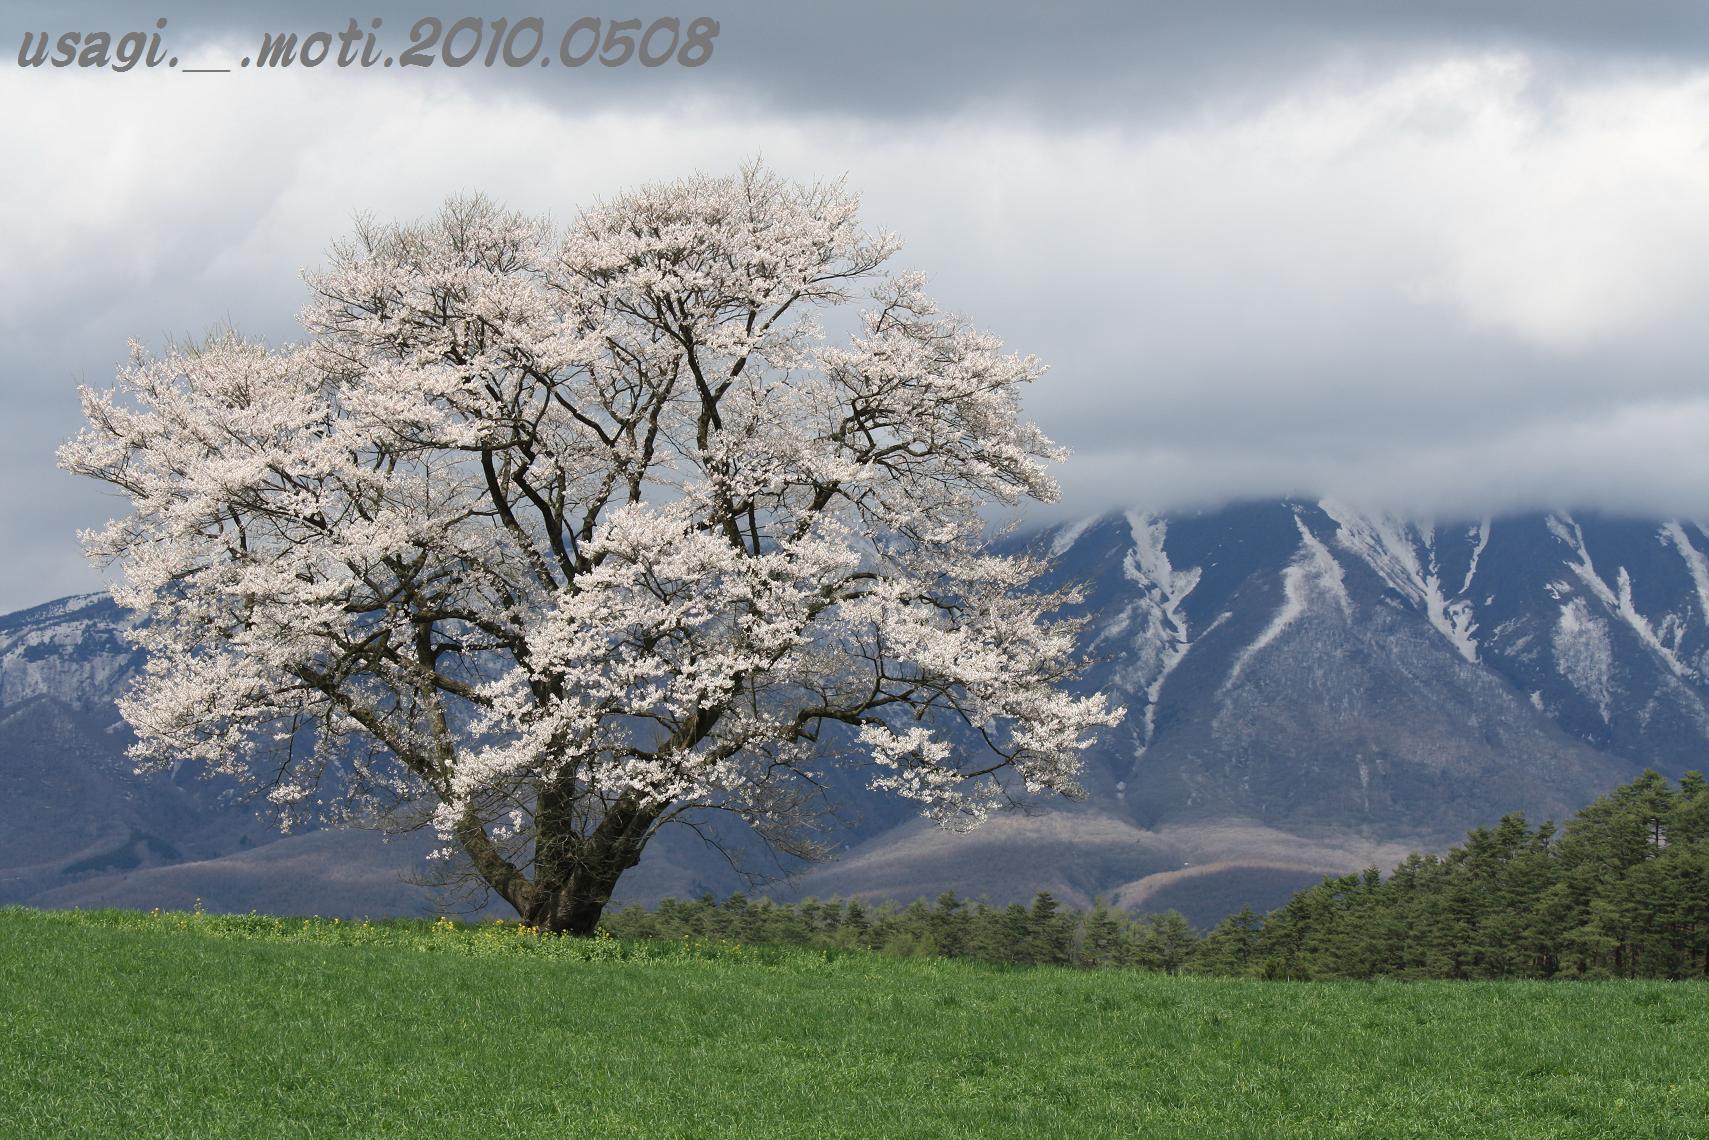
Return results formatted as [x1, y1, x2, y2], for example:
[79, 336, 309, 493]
[519, 879, 623, 936]
[458, 797, 657, 935]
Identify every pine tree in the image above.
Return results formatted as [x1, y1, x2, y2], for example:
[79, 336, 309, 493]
[1189, 907, 1261, 976]
[931, 892, 969, 959]
[1137, 911, 1197, 975]
[841, 899, 871, 949]
[1077, 899, 1131, 968]
[996, 903, 1033, 964]
[1025, 892, 1074, 966]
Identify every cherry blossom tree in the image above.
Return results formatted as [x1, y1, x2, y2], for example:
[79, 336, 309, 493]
[60, 164, 1121, 933]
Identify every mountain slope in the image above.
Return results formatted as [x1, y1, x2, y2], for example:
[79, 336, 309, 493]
[1037, 503, 1707, 849]
[5, 501, 1707, 922]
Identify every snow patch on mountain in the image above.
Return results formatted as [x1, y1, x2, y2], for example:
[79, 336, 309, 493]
[0, 593, 139, 710]
[1105, 513, 1211, 752]
[1548, 514, 1693, 680]
[1661, 522, 1709, 630]
[1552, 597, 1614, 723]
[1049, 514, 1100, 558]
[1320, 501, 1478, 663]
[1224, 514, 1349, 690]
[1462, 519, 1491, 595]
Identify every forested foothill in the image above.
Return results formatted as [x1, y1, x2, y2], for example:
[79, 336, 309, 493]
[603, 771, 1709, 980]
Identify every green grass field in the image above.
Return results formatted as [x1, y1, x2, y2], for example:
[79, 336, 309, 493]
[2, 907, 1706, 1138]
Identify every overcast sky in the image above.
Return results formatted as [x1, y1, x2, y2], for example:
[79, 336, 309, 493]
[5, 3, 1709, 611]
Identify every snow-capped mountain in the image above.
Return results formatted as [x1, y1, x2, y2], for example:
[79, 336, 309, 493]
[1038, 502, 1707, 841]
[0, 593, 140, 713]
[0, 594, 261, 905]
[4, 500, 1707, 924]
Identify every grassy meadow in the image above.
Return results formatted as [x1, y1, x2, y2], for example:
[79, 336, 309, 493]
[2, 906, 1706, 1138]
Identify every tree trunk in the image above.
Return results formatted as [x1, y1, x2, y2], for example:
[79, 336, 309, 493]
[524, 874, 628, 936]
[460, 790, 660, 936]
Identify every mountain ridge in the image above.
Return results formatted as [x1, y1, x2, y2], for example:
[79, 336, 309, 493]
[5, 498, 1707, 925]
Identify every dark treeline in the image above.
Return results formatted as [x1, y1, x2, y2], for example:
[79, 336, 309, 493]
[602, 771, 1709, 980]
[604, 888, 1199, 972]
[1230, 768, 1709, 980]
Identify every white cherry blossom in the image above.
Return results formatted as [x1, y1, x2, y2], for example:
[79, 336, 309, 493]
[60, 163, 1122, 933]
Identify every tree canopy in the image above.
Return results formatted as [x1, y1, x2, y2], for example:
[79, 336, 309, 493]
[60, 163, 1120, 933]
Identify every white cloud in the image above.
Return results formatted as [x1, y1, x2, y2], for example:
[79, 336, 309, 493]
[5, 49, 1709, 608]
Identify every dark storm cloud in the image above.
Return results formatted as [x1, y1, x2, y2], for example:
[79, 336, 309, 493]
[14, 1, 1709, 117]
